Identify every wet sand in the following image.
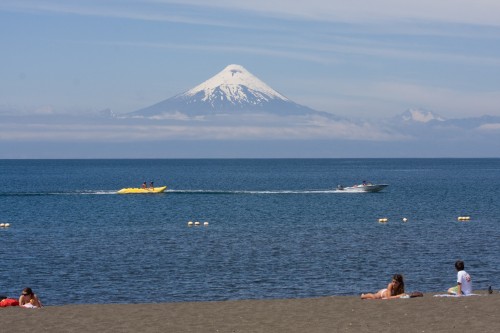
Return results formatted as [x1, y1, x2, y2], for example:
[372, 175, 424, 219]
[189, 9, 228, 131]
[1, 292, 499, 332]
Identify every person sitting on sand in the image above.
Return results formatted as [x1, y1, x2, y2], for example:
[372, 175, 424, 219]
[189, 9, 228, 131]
[447, 260, 472, 296]
[361, 274, 406, 299]
[19, 287, 42, 308]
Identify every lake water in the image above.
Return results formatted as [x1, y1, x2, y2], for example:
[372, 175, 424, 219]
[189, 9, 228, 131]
[1, 159, 499, 305]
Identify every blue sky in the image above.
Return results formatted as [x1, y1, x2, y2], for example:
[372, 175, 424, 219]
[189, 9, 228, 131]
[2, 0, 500, 120]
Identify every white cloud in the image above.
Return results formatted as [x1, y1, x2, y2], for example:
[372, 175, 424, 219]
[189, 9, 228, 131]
[155, 0, 500, 27]
[32, 105, 55, 115]
[4, 0, 500, 27]
[477, 123, 500, 131]
[0, 115, 405, 142]
[93, 40, 338, 65]
[0, 0, 226, 26]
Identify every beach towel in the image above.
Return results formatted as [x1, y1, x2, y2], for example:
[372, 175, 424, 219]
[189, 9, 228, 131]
[433, 293, 481, 297]
[399, 292, 423, 299]
[21, 303, 38, 308]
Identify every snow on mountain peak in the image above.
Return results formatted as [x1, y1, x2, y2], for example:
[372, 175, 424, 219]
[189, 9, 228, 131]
[183, 64, 289, 105]
[128, 63, 326, 118]
[401, 108, 445, 123]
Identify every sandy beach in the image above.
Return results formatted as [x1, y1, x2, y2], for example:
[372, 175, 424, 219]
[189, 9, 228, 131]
[1, 292, 499, 332]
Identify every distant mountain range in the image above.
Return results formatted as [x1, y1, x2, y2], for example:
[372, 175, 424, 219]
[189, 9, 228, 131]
[125, 64, 500, 134]
[2, 63, 498, 133]
[1, 63, 499, 157]
[389, 107, 500, 131]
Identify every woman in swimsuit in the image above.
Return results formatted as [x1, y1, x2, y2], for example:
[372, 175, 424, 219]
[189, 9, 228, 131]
[361, 274, 406, 299]
[19, 287, 42, 308]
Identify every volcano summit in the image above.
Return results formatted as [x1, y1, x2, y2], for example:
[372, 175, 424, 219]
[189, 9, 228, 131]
[129, 64, 323, 118]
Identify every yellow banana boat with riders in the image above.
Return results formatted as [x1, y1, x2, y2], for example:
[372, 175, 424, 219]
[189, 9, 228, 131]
[117, 181, 167, 194]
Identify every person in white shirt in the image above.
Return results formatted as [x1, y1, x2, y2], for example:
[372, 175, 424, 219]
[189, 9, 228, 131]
[448, 260, 472, 296]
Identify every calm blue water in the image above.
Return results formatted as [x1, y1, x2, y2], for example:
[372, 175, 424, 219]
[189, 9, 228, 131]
[1, 159, 499, 305]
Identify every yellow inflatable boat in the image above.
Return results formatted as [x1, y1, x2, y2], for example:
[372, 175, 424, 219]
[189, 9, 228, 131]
[117, 186, 167, 194]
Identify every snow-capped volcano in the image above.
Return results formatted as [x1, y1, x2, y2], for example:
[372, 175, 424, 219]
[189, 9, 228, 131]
[186, 64, 288, 105]
[398, 108, 445, 123]
[128, 64, 324, 118]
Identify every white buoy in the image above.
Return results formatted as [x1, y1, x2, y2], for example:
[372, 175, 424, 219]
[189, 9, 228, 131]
[402, 218, 408, 222]
[378, 218, 388, 223]
[194, 221, 200, 226]
[187, 221, 193, 226]
[0, 223, 5, 227]
[203, 221, 209, 226]
[4, 223, 10, 227]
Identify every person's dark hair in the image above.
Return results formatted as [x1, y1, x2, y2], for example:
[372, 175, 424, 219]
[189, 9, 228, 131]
[455, 260, 465, 271]
[391, 274, 405, 296]
[22, 287, 33, 296]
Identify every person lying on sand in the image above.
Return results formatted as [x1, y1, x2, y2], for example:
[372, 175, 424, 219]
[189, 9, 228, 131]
[19, 287, 42, 308]
[361, 274, 407, 299]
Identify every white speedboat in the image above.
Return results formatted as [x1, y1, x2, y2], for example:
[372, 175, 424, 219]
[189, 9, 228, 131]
[336, 182, 388, 193]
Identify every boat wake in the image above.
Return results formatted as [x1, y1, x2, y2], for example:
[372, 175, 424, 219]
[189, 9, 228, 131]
[0, 188, 372, 197]
[79, 190, 118, 195]
[167, 189, 343, 195]
[0, 190, 118, 196]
